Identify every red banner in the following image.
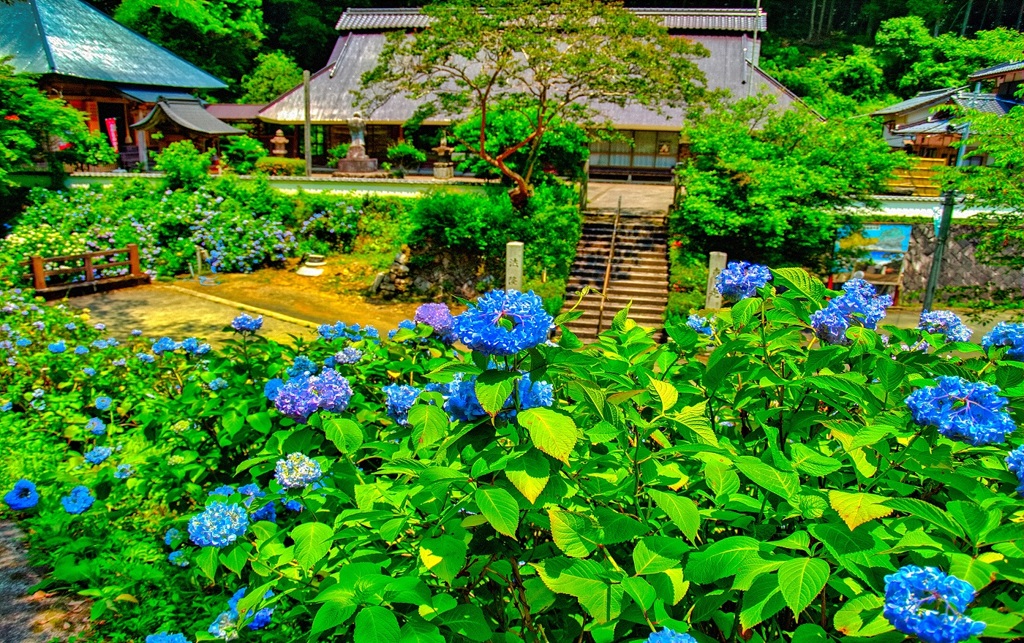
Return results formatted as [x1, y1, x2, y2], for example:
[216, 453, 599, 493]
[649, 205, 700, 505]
[104, 117, 119, 152]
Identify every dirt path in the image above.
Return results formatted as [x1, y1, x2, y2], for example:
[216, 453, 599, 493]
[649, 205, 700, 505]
[0, 522, 89, 643]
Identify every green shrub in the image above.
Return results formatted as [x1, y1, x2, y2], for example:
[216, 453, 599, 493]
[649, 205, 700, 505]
[254, 156, 306, 176]
[386, 141, 427, 174]
[664, 245, 709, 320]
[326, 143, 350, 166]
[220, 136, 266, 174]
[524, 276, 566, 316]
[154, 141, 212, 191]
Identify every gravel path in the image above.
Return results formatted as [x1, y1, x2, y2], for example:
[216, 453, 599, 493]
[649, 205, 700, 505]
[0, 522, 89, 643]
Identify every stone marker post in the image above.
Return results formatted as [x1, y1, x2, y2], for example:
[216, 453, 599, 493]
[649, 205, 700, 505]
[705, 251, 727, 310]
[506, 242, 524, 291]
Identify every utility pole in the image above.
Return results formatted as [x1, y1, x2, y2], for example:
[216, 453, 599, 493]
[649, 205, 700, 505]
[303, 70, 312, 177]
[922, 123, 970, 312]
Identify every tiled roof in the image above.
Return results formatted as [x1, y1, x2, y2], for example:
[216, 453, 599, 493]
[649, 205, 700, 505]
[133, 99, 243, 135]
[335, 7, 767, 32]
[969, 60, 1024, 82]
[205, 104, 267, 121]
[0, 0, 226, 89]
[893, 119, 954, 135]
[870, 87, 964, 117]
[953, 92, 1023, 116]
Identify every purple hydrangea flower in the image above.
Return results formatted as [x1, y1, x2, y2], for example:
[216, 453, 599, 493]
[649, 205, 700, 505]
[453, 290, 552, 356]
[333, 347, 362, 364]
[906, 376, 1016, 446]
[883, 566, 985, 643]
[415, 303, 455, 342]
[715, 261, 772, 301]
[919, 310, 972, 343]
[273, 369, 353, 423]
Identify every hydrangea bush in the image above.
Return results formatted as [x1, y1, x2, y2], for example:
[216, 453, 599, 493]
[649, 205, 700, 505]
[1, 269, 1023, 641]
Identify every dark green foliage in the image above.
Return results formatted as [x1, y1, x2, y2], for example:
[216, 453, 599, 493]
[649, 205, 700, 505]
[326, 143, 350, 166]
[238, 51, 302, 104]
[671, 96, 905, 271]
[154, 141, 212, 191]
[254, 156, 305, 176]
[221, 136, 266, 174]
[385, 142, 426, 176]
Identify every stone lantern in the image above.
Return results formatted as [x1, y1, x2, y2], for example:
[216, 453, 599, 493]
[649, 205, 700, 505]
[270, 130, 289, 157]
[432, 131, 455, 180]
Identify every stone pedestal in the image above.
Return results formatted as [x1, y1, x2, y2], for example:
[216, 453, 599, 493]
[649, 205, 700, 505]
[433, 162, 454, 180]
[335, 143, 378, 174]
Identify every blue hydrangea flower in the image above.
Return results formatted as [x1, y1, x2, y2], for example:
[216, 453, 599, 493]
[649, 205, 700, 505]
[164, 527, 180, 546]
[61, 486, 95, 514]
[251, 501, 276, 523]
[145, 633, 190, 643]
[686, 314, 713, 335]
[207, 611, 238, 639]
[208, 485, 236, 497]
[646, 629, 698, 643]
[384, 383, 420, 426]
[715, 261, 772, 301]
[131, 329, 143, 337]
[151, 337, 178, 355]
[283, 499, 302, 512]
[94, 323, 105, 331]
[228, 587, 275, 631]
[288, 355, 318, 377]
[444, 373, 487, 422]
[1006, 445, 1024, 495]
[518, 374, 554, 410]
[86, 417, 106, 435]
[239, 483, 264, 499]
[137, 353, 155, 363]
[188, 502, 249, 547]
[48, 341, 66, 353]
[274, 453, 322, 488]
[919, 310, 972, 343]
[415, 303, 455, 342]
[4, 479, 39, 511]
[209, 378, 228, 391]
[263, 378, 284, 401]
[15, 338, 31, 347]
[84, 446, 113, 465]
[0, 401, 11, 412]
[73, 346, 88, 355]
[883, 566, 986, 643]
[95, 396, 112, 411]
[65, 322, 76, 330]
[114, 464, 134, 479]
[333, 347, 362, 365]
[906, 376, 1017, 446]
[810, 279, 892, 345]
[453, 290, 553, 356]
[982, 322, 1024, 360]
[273, 369, 353, 423]
[168, 550, 189, 567]
[231, 313, 264, 334]
[82, 367, 96, 377]
[180, 337, 211, 355]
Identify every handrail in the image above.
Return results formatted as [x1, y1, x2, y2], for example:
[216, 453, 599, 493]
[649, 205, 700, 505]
[594, 196, 622, 335]
[21, 244, 145, 290]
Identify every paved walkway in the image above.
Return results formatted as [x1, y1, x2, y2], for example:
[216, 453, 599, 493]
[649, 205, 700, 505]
[587, 181, 675, 213]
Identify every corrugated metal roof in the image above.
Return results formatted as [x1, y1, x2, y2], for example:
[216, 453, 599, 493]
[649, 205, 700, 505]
[259, 33, 797, 127]
[335, 7, 766, 33]
[870, 87, 963, 117]
[0, 0, 226, 89]
[116, 85, 197, 103]
[133, 99, 243, 135]
[205, 104, 267, 121]
[969, 60, 1024, 81]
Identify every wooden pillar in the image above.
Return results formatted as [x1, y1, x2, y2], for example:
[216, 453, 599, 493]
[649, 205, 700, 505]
[30, 256, 46, 291]
[127, 244, 143, 277]
[83, 255, 95, 282]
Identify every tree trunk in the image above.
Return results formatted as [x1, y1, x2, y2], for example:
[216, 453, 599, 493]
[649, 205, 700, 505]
[961, 0, 974, 35]
[808, 0, 818, 40]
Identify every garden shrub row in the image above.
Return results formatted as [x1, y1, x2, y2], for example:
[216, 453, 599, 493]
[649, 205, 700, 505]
[2, 264, 1023, 642]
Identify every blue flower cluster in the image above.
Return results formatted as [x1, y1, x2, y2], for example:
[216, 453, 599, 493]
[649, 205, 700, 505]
[114, 464, 134, 479]
[388, 319, 418, 340]
[4, 479, 39, 510]
[883, 566, 986, 643]
[330, 347, 362, 365]
[84, 446, 112, 465]
[271, 368, 353, 423]
[231, 313, 264, 334]
[686, 314, 713, 335]
[1006, 445, 1024, 495]
[86, 417, 105, 435]
[287, 355, 318, 377]
[715, 261, 772, 301]
[95, 396, 113, 411]
[61, 486, 95, 514]
[164, 528, 180, 546]
[453, 290, 552, 356]
[645, 629, 697, 643]
[274, 453, 322, 488]
[152, 337, 177, 354]
[982, 322, 1024, 360]
[180, 337, 211, 355]
[188, 502, 249, 547]
[48, 341, 65, 353]
[145, 633, 190, 643]
[415, 303, 456, 343]
[919, 310, 973, 343]
[229, 587, 274, 630]
[906, 376, 1017, 445]
[384, 383, 420, 426]
[442, 372, 553, 422]
[168, 550, 188, 567]
[810, 279, 892, 345]
[317, 321, 379, 342]
[209, 378, 228, 391]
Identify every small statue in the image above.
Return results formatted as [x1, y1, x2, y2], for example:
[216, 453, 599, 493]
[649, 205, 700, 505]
[348, 112, 366, 152]
[270, 130, 289, 157]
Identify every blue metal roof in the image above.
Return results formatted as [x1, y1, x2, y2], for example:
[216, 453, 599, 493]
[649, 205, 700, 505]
[0, 0, 227, 89]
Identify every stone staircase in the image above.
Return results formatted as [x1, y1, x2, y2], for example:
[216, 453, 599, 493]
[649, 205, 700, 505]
[562, 212, 669, 340]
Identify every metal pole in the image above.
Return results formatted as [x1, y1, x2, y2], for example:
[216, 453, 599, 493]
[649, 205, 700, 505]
[922, 123, 970, 312]
[595, 197, 622, 335]
[303, 70, 312, 177]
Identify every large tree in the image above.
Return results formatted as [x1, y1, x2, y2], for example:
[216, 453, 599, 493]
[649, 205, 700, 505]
[671, 96, 906, 271]
[359, 0, 710, 206]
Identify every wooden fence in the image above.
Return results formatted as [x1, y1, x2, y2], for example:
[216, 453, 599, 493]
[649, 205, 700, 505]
[21, 244, 150, 298]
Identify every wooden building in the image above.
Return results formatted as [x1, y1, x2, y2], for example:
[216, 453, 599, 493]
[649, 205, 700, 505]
[0, 0, 242, 169]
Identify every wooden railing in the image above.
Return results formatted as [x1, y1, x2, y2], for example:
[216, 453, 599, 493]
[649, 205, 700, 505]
[21, 244, 147, 292]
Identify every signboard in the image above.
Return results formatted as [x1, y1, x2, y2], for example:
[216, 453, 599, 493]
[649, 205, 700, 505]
[833, 223, 913, 286]
[104, 117, 119, 152]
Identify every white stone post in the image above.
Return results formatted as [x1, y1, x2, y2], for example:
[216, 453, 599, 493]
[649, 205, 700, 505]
[705, 251, 727, 310]
[506, 242, 524, 291]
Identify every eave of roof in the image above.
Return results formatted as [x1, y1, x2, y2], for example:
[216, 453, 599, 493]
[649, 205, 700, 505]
[133, 99, 243, 135]
[870, 87, 965, 117]
[969, 60, 1024, 82]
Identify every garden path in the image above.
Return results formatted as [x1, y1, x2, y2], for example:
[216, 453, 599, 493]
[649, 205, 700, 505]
[0, 522, 90, 642]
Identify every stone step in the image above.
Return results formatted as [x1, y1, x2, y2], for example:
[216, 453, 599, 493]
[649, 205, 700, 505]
[575, 301, 667, 316]
[570, 267, 668, 281]
[573, 255, 669, 268]
[580, 232, 667, 244]
[567, 281, 668, 295]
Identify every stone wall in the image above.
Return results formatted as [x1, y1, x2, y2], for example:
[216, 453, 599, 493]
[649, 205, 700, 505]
[900, 223, 1022, 301]
[374, 244, 500, 299]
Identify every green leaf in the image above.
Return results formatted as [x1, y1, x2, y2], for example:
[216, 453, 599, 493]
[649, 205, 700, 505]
[884, 498, 965, 538]
[947, 500, 988, 544]
[740, 573, 786, 630]
[550, 509, 603, 557]
[419, 535, 467, 584]
[474, 370, 520, 416]
[219, 544, 248, 577]
[790, 444, 842, 477]
[732, 296, 762, 327]
[622, 577, 657, 611]
[734, 457, 801, 498]
[771, 267, 826, 304]
[949, 553, 998, 590]
[475, 487, 520, 539]
[408, 404, 449, 451]
[833, 594, 892, 637]
[829, 490, 894, 530]
[633, 536, 686, 575]
[324, 417, 363, 453]
[439, 604, 492, 642]
[505, 449, 550, 504]
[399, 618, 446, 643]
[777, 558, 830, 615]
[291, 522, 334, 569]
[594, 508, 648, 544]
[312, 599, 357, 637]
[648, 378, 679, 413]
[518, 407, 577, 463]
[686, 536, 761, 584]
[647, 489, 700, 542]
[194, 546, 218, 581]
[670, 402, 719, 446]
[704, 460, 740, 498]
[534, 558, 624, 624]
[354, 606, 401, 643]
